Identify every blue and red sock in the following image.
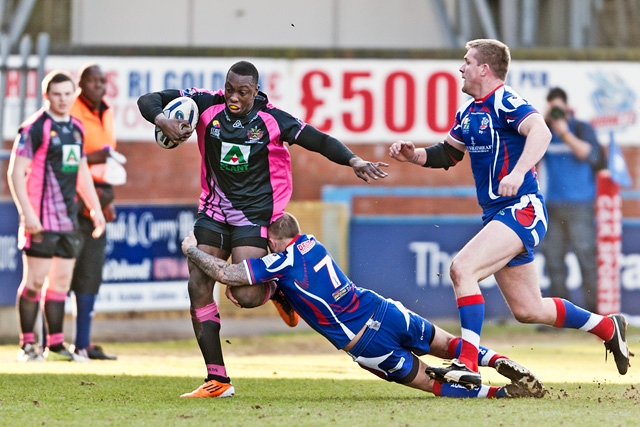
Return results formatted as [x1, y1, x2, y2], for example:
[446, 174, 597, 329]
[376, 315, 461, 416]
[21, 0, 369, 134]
[552, 297, 613, 341]
[448, 337, 505, 368]
[456, 294, 485, 371]
[433, 381, 501, 398]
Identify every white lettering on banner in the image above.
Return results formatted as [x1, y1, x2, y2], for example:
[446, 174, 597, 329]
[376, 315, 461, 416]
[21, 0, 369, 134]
[105, 210, 194, 254]
[408, 240, 640, 293]
[621, 254, 640, 290]
[102, 258, 152, 281]
[408, 242, 450, 287]
[596, 194, 623, 237]
[408, 241, 494, 289]
[92, 282, 190, 313]
[596, 176, 622, 314]
[0, 235, 18, 271]
[153, 257, 189, 280]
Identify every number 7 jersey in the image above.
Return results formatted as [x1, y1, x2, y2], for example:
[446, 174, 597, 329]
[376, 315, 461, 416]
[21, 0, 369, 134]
[243, 234, 382, 350]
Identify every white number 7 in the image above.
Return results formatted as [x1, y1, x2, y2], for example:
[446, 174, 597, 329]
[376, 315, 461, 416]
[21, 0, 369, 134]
[313, 254, 342, 289]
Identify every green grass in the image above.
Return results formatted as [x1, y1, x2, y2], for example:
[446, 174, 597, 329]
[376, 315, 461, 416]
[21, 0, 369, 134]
[0, 323, 638, 427]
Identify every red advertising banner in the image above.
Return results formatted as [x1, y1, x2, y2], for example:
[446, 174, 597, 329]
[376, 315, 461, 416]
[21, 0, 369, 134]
[596, 173, 622, 314]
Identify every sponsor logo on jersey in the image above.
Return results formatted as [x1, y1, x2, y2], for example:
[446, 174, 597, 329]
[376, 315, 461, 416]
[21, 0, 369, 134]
[220, 142, 250, 172]
[466, 137, 492, 153]
[210, 120, 221, 138]
[296, 239, 315, 254]
[461, 116, 471, 133]
[331, 284, 349, 302]
[61, 144, 81, 173]
[232, 120, 243, 128]
[479, 116, 489, 133]
[50, 130, 61, 145]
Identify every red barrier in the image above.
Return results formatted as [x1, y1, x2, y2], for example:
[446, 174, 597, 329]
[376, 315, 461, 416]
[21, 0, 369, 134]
[596, 172, 622, 314]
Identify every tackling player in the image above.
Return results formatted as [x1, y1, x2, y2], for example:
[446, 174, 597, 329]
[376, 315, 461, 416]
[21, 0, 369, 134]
[181, 212, 547, 399]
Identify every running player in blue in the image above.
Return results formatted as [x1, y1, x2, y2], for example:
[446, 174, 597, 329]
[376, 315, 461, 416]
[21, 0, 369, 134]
[138, 61, 388, 397]
[181, 212, 547, 399]
[389, 38, 631, 388]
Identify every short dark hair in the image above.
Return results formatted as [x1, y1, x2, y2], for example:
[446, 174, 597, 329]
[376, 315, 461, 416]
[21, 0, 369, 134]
[41, 70, 74, 95]
[78, 63, 100, 82]
[546, 87, 568, 103]
[228, 61, 259, 85]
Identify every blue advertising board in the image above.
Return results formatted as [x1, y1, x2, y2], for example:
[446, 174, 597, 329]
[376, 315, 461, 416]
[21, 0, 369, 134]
[349, 216, 640, 325]
[0, 201, 21, 306]
[0, 202, 195, 311]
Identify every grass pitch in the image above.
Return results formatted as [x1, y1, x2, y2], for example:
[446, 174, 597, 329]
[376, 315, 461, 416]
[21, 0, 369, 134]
[0, 322, 638, 427]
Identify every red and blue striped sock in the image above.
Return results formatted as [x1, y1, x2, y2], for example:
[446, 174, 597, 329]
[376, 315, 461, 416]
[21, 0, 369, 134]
[448, 337, 505, 368]
[433, 381, 499, 398]
[456, 294, 485, 372]
[552, 297, 613, 341]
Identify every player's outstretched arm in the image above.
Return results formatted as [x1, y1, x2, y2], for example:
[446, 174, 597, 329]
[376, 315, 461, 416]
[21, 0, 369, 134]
[181, 232, 251, 286]
[295, 125, 388, 182]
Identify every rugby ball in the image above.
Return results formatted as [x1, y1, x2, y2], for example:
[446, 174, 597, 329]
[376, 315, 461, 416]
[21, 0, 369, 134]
[154, 96, 199, 149]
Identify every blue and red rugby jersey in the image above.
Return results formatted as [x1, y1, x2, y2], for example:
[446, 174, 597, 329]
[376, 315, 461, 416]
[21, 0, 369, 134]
[449, 84, 543, 218]
[243, 234, 381, 350]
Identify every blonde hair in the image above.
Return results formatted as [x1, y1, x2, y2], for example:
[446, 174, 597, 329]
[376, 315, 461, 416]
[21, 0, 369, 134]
[268, 212, 301, 240]
[465, 39, 511, 81]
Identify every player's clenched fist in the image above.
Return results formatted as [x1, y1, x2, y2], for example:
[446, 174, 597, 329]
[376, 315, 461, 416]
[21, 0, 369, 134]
[389, 140, 420, 164]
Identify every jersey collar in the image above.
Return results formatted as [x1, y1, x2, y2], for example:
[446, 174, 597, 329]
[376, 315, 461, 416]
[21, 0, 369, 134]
[286, 234, 301, 248]
[475, 83, 504, 103]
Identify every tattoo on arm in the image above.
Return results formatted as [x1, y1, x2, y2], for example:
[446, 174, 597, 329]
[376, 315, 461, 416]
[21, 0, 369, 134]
[186, 247, 250, 286]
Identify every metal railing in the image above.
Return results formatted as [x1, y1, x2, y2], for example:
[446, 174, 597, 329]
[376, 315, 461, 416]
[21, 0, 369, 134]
[0, 32, 49, 141]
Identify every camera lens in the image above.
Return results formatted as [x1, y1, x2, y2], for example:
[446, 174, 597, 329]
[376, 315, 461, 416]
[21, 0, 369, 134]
[550, 107, 565, 119]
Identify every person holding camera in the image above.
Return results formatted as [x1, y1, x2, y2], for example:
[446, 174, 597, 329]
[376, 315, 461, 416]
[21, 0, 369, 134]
[540, 87, 606, 314]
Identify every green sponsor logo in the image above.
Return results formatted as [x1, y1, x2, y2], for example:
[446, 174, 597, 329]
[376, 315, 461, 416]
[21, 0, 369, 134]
[220, 142, 250, 173]
[61, 145, 80, 173]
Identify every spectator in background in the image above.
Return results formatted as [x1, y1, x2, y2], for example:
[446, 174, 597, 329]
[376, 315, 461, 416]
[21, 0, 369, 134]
[540, 87, 606, 314]
[67, 64, 122, 360]
[8, 70, 105, 362]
